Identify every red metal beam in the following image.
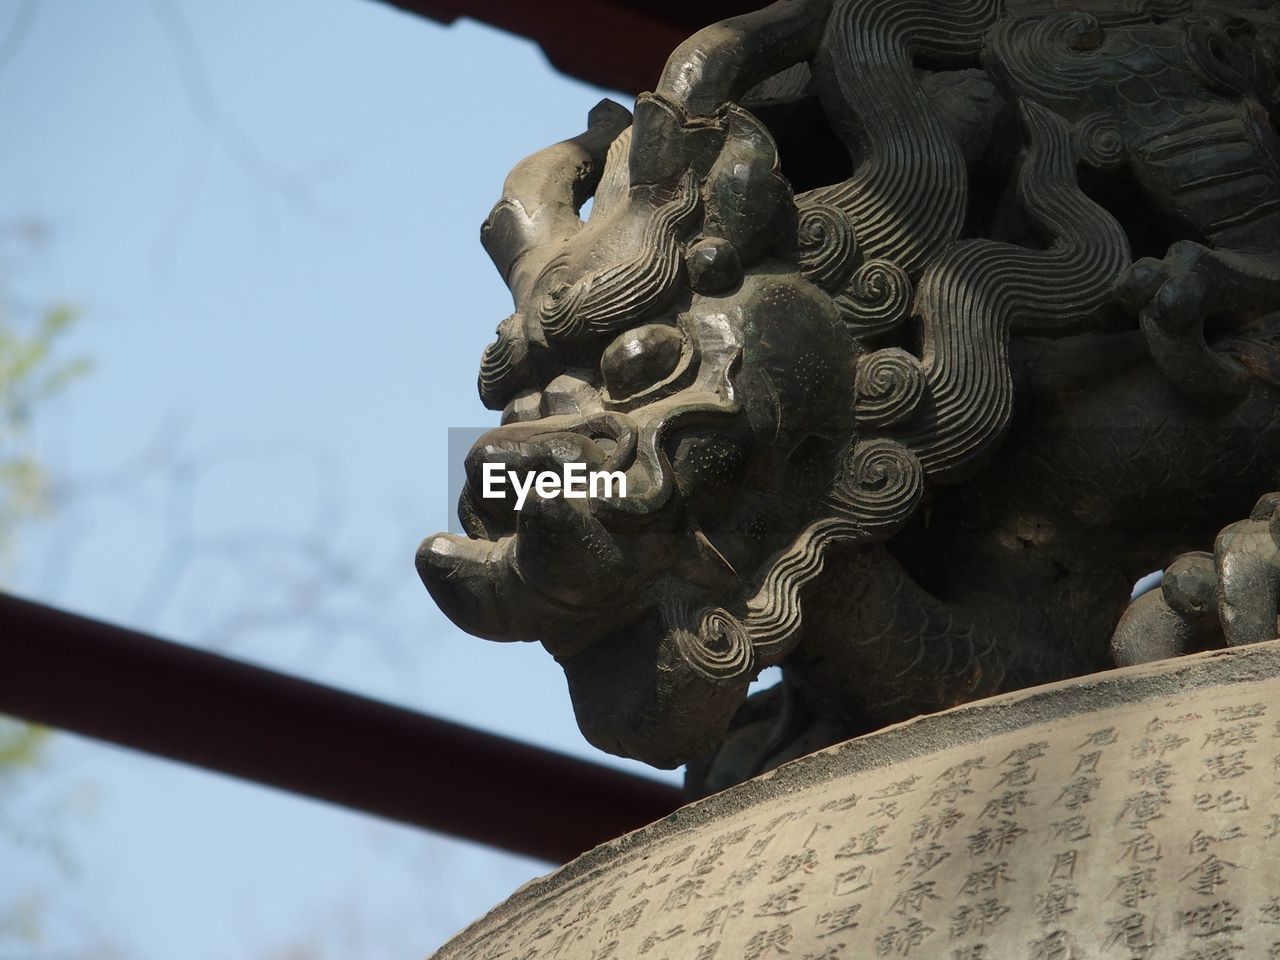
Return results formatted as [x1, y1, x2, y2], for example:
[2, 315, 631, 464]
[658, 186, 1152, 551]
[378, 0, 760, 93]
[0, 592, 684, 863]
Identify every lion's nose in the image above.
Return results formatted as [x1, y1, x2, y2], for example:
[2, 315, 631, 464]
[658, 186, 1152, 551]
[459, 412, 637, 536]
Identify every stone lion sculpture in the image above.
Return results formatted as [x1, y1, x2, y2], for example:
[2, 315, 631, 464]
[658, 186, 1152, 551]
[417, 0, 1280, 792]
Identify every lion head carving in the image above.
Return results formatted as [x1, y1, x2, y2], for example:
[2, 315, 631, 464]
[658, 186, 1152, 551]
[414, 0, 1185, 769]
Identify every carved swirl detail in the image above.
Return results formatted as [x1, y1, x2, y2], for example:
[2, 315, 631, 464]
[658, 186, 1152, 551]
[674, 607, 755, 682]
[1076, 112, 1126, 170]
[478, 323, 529, 409]
[828, 439, 926, 536]
[986, 12, 1109, 105]
[855, 348, 926, 428]
[835, 259, 913, 336]
[794, 202, 859, 292]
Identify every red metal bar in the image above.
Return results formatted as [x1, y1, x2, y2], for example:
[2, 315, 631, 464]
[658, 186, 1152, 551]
[378, 0, 760, 93]
[0, 592, 684, 863]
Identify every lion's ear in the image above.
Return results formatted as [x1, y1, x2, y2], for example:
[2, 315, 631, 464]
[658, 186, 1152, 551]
[482, 100, 631, 303]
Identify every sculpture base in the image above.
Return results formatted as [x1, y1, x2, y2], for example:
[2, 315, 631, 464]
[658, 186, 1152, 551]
[434, 641, 1280, 959]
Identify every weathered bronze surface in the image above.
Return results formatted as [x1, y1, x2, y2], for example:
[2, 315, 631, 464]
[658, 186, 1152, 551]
[417, 0, 1280, 790]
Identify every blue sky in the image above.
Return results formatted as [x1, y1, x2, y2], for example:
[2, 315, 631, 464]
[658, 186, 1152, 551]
[0, 1, 684, 956]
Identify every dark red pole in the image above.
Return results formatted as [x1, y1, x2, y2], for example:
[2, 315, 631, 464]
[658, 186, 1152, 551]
[0, 592, 683, 863]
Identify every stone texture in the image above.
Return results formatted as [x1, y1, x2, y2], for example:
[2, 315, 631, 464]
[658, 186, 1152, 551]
[434, 640, 1280, 959]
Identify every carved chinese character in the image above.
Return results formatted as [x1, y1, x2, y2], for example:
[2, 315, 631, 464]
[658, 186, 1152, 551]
[662, 880, 705, 911]
[529, 908, 570, 943]
[638, 925, 684, 955]
[1187, 826, 1246, 854]
[1049, 815, 1091, 843]
[958, 861, 1014, 897]
[1181, 855, 1240, 896]
[1103, 912, 1157, 952]
[1179, 900, 1243, 938]
[895, 843, 951, 880]
[692, 845, 728, 876]
[936, 757, 987, 782]
[889, 880, 940, 916]
[653, 844, 696, 873]
[965, 820, 1026, 857]
[1053, 776, 1101, 810]
[979, 790, 1030, 820]
[1204, 722, 1261, 749]
[756, 885, 806, 918]
[694, 901, 744, 939]
[604, 900, 648, 939]
[950, 898, 1009, 938]
[926, 783, 976, 807]
[570, 891, 617, 926]
[1118, 789, 1171, 829]
[1001, 742, 1049, 766]
[743, 924, 794, 960]
[763, 811, 808, 833]
[1117, 831, 1163, 865]
[912, 807, 964, 842]
[1029, 929, 1072, 960]
[1194, 790, 1250, 813]
[837, 825, 890, 858]
[833, 865, 871, 897]
[771, 849, 819, 884]
[1073, 751, 1102, 776]
[995, 762, 1037, 788]
[869, 800, 902, 821]
[815, 905, 862, 938]
[1111, 867, 1157, 908]
[711, 826, 752, 848]
[542, 927, 586, 960]
[1141, 737, 1187, 757]
[875, 918, 934, 957]
[1034, 883, 1079, 925]
[1215, 703, 1266, 721]
[1048, 850, 1077, 882]
[1130, 759, 1175, 789]
[818, 792, 860, 813]
[1077, 727, 1118, 749]
[1131, 737, 1158, 760]
[872, 774, 921, 799]
[714, 862, 763, 896]
[1200, 751, 1253, 782]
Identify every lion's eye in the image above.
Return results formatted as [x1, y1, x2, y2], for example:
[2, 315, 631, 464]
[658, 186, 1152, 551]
[601, 324, 684, 401]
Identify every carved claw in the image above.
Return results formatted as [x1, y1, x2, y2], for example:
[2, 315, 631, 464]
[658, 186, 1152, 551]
[1113, 241, 1251, 404]
[1217, 492, 1280, 648]
[1111, 493, 1280, 666]
[1113, 240, 1280, 404]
